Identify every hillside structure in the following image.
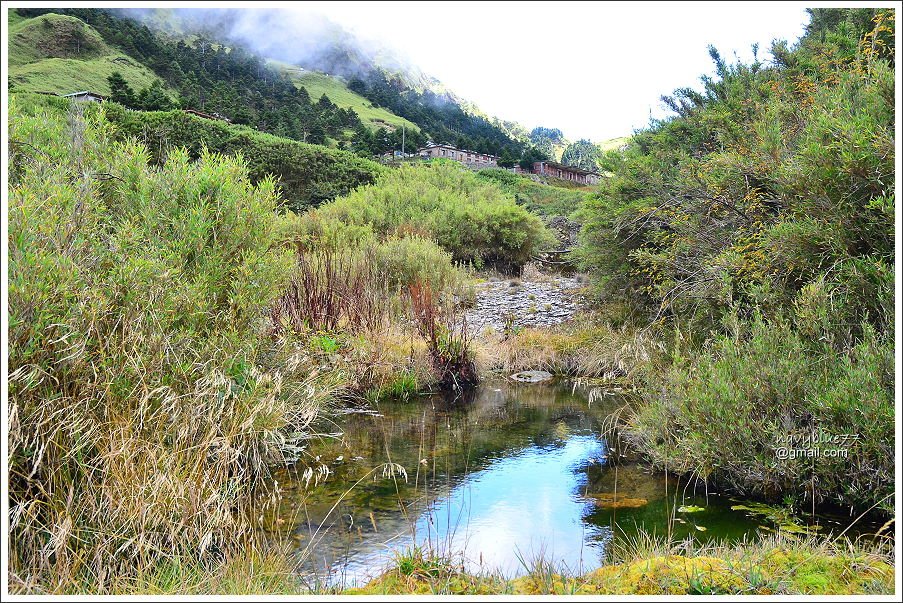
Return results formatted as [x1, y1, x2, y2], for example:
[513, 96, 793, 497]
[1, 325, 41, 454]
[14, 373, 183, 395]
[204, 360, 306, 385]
[63, 91, 105, 103]
[418, 143, 498, 167]
[531, 160, 601, 185]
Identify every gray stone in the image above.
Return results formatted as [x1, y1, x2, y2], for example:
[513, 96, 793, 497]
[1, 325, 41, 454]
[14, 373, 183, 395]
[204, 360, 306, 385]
[510, 370, 554, 383]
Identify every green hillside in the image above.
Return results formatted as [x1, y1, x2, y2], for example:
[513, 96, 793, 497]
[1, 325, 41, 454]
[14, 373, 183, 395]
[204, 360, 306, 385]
[8, 12, 166, 96]
[597, 136, 630, 151]
[269, 61, 419, 133]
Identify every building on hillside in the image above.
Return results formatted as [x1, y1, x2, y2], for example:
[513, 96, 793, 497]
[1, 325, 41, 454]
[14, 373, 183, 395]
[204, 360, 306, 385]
[532, 161, 601, 185]
[417, 143, 498, 167]
[380, 150, 417, 162]
[63, 91, 105, 103]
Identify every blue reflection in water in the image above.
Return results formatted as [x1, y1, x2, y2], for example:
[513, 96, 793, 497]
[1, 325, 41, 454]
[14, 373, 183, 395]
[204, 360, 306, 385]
[332, 434, 609, 586]
[414, 435, 610, 575]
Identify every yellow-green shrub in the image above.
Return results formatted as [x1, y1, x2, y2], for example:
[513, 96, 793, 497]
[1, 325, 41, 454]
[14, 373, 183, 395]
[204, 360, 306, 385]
[8, 95, 328, 590]
[314, 162, 553, 271]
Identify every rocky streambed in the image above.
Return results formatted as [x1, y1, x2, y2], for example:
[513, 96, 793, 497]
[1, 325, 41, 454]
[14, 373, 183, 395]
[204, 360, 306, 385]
[465, 275, 586, 334]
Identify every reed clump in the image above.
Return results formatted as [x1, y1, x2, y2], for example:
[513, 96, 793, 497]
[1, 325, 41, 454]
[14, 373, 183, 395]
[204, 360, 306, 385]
[8, 95, 333, 592]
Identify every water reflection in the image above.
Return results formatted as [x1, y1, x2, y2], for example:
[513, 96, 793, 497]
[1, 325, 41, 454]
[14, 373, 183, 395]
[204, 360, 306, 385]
[266, 381, 843, 587]
[411, 435, 607, 577]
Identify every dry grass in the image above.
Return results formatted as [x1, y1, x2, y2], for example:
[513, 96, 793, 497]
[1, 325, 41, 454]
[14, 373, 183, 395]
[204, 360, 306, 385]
[7, 95, 336, 593]
[476, 312, 664, 385]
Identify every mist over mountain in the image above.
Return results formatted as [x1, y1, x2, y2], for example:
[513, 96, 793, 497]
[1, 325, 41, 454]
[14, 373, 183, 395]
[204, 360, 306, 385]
[120, 8, 449, 99]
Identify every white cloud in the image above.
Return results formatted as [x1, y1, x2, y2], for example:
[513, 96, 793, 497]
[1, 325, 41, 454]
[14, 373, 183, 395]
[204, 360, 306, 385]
[303, 1, 810, 141]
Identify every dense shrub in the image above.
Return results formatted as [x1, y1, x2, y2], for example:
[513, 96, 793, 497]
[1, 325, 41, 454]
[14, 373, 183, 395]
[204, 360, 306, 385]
[314, 162, 553, 271]
[8, 95, 329, 589]
[628, 315, 894, 510]
[476, 167, 592, 218]
[103, 102, 386, 210]
[577, 11, 894, 330]
[576, 9, 895, 510]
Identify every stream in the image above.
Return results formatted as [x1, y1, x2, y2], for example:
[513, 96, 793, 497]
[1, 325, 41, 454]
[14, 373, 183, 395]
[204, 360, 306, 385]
[262, 380, 876, 588]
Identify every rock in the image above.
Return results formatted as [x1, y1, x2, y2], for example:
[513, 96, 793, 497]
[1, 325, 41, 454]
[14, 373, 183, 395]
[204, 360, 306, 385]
[510, 370, 554, 383]
[465, 273, 586, 333]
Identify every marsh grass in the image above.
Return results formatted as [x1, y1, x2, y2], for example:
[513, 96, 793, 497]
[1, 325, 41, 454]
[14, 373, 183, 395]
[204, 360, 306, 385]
[271, 211, 479, 397]
[478, 312, 664, 385]
[7, 95, 337, 593]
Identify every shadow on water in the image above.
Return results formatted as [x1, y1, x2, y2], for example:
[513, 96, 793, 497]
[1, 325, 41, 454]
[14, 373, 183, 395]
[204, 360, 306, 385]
[262, 380, 883, 587]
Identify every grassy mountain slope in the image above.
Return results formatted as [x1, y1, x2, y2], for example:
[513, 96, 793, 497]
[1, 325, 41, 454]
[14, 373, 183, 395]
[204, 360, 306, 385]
[8, 12, 166, 95]
[597, 136, 630, 151]
[268, 61, 418, 133]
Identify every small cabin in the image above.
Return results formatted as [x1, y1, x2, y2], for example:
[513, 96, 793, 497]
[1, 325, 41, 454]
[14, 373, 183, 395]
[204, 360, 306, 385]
[63, 91, 106, 103]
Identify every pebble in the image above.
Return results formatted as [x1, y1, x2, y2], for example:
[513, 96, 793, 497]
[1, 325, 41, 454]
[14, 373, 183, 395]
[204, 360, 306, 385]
[465, 276, 584, 334]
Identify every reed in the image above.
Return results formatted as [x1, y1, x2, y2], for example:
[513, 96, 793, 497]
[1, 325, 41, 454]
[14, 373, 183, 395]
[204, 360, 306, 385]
[8, 96, 334, 592]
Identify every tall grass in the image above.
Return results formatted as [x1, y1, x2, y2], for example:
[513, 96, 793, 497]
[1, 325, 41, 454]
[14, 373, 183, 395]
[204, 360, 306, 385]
[272, 241, 393, 334]
[8, 96, 332, 591]
[409, 281, 477, 389]
[272, 211, 477, 395]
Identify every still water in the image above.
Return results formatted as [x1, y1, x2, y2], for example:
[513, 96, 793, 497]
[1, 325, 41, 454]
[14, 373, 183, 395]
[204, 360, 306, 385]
[264, 380, 861, 587]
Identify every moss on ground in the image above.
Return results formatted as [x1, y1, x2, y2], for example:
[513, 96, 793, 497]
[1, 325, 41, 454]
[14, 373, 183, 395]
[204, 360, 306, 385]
[344, 545, 894, 595]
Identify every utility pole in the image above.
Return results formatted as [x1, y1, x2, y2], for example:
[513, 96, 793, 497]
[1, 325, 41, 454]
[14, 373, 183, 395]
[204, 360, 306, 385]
[401, 123, 405, 157]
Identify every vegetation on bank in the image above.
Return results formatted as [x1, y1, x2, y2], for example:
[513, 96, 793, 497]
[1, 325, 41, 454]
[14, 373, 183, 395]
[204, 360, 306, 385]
[9, 95, 529, 590]
[7, 94, 340, 591]
[22, 531, 890, 595]
[575, 8, 896, 511]
[6, 91, 484, 594]
[476, 310, 663, 387]
[114, 533, 894, 595]
[342, 533, 893, 595]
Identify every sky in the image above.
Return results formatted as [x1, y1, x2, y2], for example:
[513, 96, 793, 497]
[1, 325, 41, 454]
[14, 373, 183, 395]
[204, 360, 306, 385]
[301, 1, 811, 141]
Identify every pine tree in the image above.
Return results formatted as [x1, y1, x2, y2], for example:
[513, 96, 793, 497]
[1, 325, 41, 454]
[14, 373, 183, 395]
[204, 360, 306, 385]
[107, 71, 136, 107]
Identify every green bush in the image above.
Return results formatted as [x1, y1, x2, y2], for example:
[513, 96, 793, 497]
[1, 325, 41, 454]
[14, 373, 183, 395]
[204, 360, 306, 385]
[476, 167, 591, 218]
[102, 102, 386, 210]
[577, 11, 894, 331]
[575, 10, 896, 511]
[315, 162, 552, 270]
[627, 314, 894, 510]
[374, 234, 463, 293]
[8, 95, 328, 589]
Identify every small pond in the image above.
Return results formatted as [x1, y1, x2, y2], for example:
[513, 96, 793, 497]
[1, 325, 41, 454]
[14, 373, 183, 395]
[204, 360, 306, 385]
[262, 380, 874, 587]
